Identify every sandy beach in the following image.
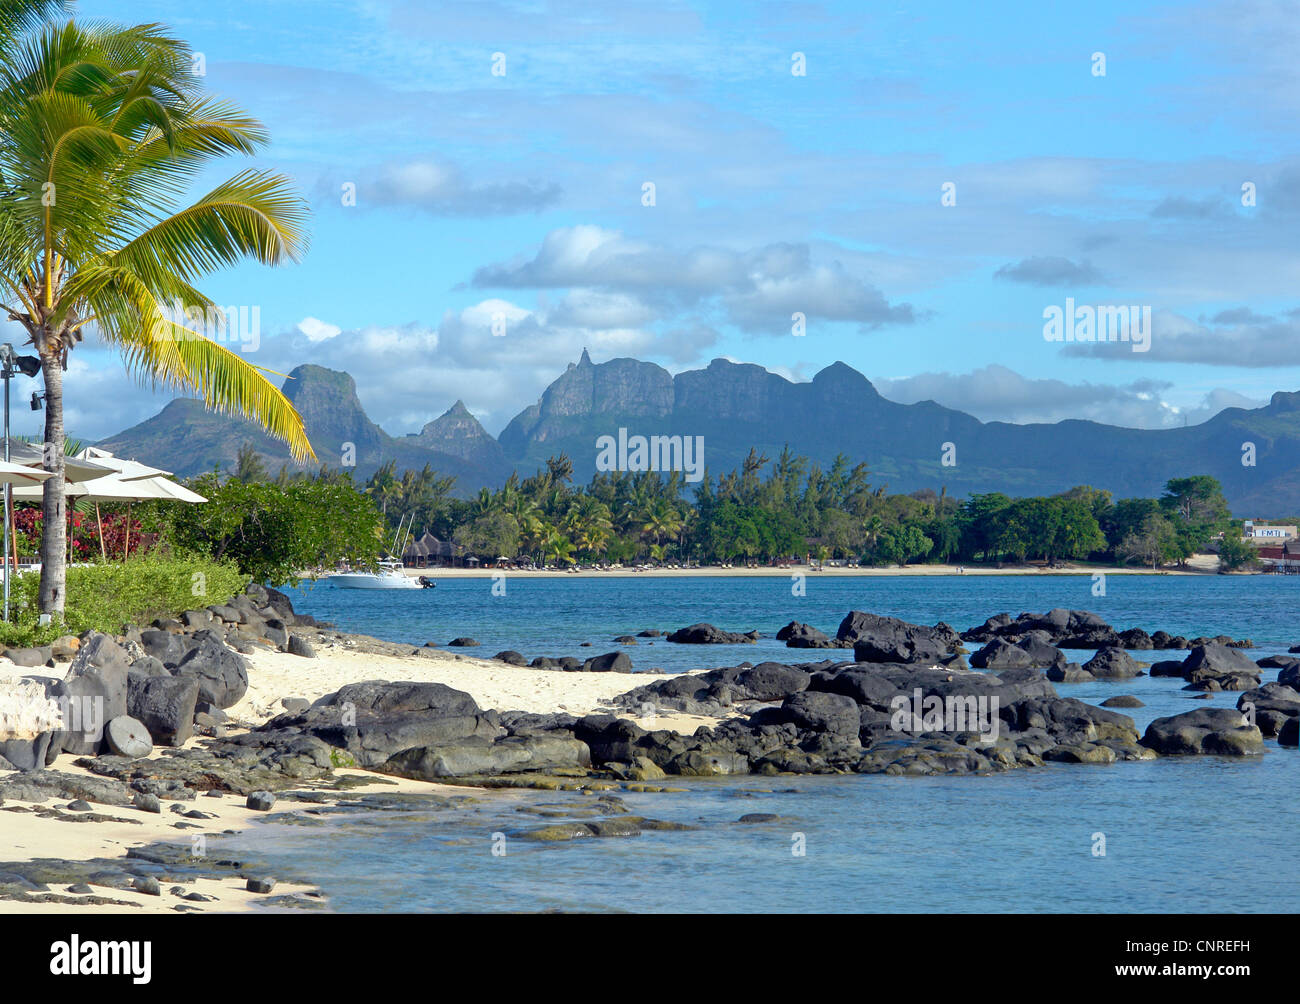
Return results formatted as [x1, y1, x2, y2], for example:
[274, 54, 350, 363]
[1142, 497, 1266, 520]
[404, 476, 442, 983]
[0, 643, 726, 914]
[359, 556, 1222, 580]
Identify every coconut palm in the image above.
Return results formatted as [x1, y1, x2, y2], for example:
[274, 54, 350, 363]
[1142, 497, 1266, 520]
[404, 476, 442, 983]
[0, 19, 313, 614]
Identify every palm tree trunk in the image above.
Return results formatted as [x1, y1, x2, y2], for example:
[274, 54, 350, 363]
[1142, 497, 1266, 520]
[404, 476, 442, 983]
[37, 353, 66, 615]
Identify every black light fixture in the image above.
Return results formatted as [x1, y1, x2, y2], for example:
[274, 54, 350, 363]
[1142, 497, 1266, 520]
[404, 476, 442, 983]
[29, 391, 42, 411]
[14, 355, 39, 377]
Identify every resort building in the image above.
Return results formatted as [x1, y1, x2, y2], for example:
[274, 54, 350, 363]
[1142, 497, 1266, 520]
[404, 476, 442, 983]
[1241, 521, 1298, 546]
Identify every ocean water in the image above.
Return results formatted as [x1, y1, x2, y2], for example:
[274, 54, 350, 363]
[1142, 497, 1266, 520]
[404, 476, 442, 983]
[283, 572, 1298, 673]
[232, 574, 1300, 913]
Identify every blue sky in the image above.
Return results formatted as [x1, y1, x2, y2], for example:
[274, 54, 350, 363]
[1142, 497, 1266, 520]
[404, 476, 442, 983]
[13, 0, 1298, 442]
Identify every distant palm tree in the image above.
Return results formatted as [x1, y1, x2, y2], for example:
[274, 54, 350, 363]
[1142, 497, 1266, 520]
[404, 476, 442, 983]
[364, 461, 399, 515]
[233, 443, 268, 483]
[0, 19, 312, 613]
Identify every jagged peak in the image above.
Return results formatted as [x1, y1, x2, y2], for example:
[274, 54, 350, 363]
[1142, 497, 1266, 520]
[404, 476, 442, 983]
[1268, 390, 1300, 413]
[578, 347, 593, 366]
[813, 360, 879, 394]
[422, 399, 488, 436]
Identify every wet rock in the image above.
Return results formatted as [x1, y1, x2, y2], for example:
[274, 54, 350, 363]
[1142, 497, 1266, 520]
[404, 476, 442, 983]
[263, 680, 492, 767]
[1082, 646, 1142, 679]
[667, 623, 758, 644]
[1141, 708, 1265, 756]
[246, 877, 276, 894]
[381, 734, 591, 779]
[1043, 742, 1117, 764]
[970, 638, 1034, 670]
[735, 662, 812, 701]
[246, 790, 276, 811]
[961, 608, 1119, 648]
[776, 621, 839, 648]
[446, 637, 479, 647]
[1101, 695, 1144, 708]
[1046, 663, 1095, 683]
[493, 650, 528, 666]
[838, 611, 961, 664]
[779, 691, 860, 737]
[583, 651, 632, 673]
[1117, 627, 1154, 650]
[1182, 642, 1260, 682]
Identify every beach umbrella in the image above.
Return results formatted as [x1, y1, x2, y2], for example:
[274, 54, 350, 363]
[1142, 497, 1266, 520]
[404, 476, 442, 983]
[1, 438, 116, 482]
[10, 451, 206, 559]
[0, 459, 51, 486]
[74, 445, 176, 482]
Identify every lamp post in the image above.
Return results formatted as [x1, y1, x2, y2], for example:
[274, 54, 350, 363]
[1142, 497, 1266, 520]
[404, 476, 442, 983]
[1, 343, 43, 621]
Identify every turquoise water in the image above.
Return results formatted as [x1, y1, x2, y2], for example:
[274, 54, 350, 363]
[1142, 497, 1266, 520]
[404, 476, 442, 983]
[284, 573, 1298, 673]
[241, 574, 1300, 912]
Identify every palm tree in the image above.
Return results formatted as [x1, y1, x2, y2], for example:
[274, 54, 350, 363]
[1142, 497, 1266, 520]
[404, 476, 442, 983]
[0, 19, 313, 614]
[233, 442, 268, 483]
[364, 461, 399, 516]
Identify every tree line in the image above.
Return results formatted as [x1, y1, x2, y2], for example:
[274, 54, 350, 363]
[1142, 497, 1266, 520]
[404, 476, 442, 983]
[227, 443, 1256, 571]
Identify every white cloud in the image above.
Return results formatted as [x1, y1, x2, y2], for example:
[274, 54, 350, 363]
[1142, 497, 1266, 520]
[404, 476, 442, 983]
[297, 317, 342, 342]
[876, 364, 1265, 429]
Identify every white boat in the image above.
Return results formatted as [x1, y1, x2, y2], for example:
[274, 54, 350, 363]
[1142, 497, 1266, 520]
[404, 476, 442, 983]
[330, 560, 421, 590]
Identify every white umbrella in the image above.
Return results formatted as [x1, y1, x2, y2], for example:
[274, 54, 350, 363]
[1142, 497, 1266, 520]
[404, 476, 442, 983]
[0, 459, 51, 487]
[75, 445, 175, 482]
[10, 449, 206, 559]
[1, 438, 116, 482]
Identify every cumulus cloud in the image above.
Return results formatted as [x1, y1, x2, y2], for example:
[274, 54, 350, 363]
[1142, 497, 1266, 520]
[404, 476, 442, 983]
[1062, 307, 1300, 366]
[993, 256, 1105, 286]
[875, 364, 1264, 429]
[297, 316, 342, 342]
[342, 158, 561, 216]
[471, 226, 914, 333]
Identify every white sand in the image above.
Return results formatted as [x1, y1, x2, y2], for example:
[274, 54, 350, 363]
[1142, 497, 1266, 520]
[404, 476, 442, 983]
[232, 645, 703, 726]
[0, 754, 461, 914]
[0, 644, 725, 914]
[365, 557, 1220, 580]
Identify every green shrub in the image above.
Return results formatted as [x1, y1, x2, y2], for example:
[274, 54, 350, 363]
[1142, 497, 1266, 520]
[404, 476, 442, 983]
[164, 473, 385, 586]
[0, 553, 248, 646]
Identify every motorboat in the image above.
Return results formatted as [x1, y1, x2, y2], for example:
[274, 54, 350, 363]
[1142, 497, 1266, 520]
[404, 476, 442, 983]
[331, 560, 421, 590]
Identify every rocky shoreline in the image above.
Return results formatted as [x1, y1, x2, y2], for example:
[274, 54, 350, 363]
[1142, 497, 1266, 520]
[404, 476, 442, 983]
[1, 586, 1297, 911]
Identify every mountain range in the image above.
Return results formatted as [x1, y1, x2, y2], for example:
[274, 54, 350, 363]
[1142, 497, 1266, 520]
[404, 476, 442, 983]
[98, 352, 1300, 514]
